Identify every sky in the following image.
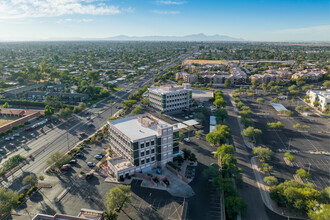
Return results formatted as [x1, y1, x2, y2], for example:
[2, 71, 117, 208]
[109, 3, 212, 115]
[0, 0, 329, 42]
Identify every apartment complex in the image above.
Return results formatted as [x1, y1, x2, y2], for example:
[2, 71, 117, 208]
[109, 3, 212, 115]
[148, 83, 192, 114]
[306, 90, 330, 112]
[107, 114, 179, 180]
[175, 72, 198, 83]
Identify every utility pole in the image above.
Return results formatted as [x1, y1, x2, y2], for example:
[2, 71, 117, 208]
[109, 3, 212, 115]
[308, 162, 311, 174]
[67, 133, 70, 151]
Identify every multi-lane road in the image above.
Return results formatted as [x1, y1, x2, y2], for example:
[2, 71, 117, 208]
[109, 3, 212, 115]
[0, 52, 193, 190]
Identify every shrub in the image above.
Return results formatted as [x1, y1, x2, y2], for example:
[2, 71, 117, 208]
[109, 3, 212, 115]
[38, 175, 45, 181]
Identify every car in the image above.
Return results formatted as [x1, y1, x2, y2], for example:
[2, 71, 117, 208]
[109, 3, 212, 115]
[85, 112, 89, 115]
[25, 127, 33, 131]
[88, 123, 93, 127]
[86, 116, 90, 120]
[94, 154, 103, 159]
[92, 104, 97, 108]
[184, 116, 189, 119]
[0, 149, 5, 154]
[76, 153, 84, 158]
[13, 133, 20, 137]
[189, 115, 194, 118]
[87, 162, 95, 167]
[63, 164, 71, 168]
[4, 137, 10, 141]
[80, 132, 86, 137]
[69, 159, 77, 164]
[184, 138, 190, 142]
[31, 133, 36, 138]
[86, 172, 94, 180]
[10, 136, 14, 140]
[9, 143, 14, 147]
[60, 166, 69, 171]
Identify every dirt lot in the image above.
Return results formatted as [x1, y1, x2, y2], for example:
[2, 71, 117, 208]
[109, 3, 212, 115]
[0, 116, 18, 127]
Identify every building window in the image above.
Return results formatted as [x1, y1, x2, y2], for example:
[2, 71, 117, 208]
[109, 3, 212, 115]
[141, 160, 145, 165]
[151, 140, 155, 145]
[133, 142, 139, 151]
[146, 150, 150, 155]
[151, 149, 155, 153]
[141, 152, 145, 157]
[140, 143, 144, 148]
[151, 157, 155, 161]
[146, 142, 150, 147]
[146, 158, 150, 163]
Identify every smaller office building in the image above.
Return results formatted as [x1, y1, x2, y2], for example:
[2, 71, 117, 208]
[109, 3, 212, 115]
[307, 90, 330, 112]
[148, 83, 192, 114]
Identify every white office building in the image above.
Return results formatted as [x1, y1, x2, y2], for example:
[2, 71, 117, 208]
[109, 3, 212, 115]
[107, 114, 180, 180]
[306, 90, 330, 112]
[148, 83, 192, 114]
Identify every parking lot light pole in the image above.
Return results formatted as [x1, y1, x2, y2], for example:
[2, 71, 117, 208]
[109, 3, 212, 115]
[308, 162, 311, 174]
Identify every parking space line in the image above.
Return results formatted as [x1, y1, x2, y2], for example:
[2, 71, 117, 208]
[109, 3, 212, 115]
[316, 176, 329, 188]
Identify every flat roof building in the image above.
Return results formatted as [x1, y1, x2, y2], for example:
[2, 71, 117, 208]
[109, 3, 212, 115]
[307, 90, 330, 112]
[107, 114, 180, 180]
[148, 84, 192, 114]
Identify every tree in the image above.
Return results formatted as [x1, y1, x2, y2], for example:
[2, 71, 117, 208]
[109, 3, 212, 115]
[258, 163, 273, 175]
[0, 187, 18, 216]
[241, 126, 262, 142]
[253, 146, 273, 162]
[214, 144, 234, 159]
[270, 97, 279, 103]
[215, 108, 227, 123]
[132, 107, 143, 115]
[195, 130, 203, 139]
[206, 125, 231, 146]
[44, 105, 55, 116]
[308, 203, 330, 220]
[1, 102, 9, 108]
[267, 121, 284, 129]
[264, 176, 278, 186]
[58, 107, 72, 119]
[224, 79, 231, 88]
[284, 152, 296, 163]
[296, 168, 311, 181]
[105, 185, 132, 212]
[103, 210, 118, 220]
[121, 100, 137, 109]
[213, 97, 226, 109]
[203, 164, 221, 178]
[47, 152, 70, 168]
[22, 174, 38, 187]
[256, 98, 265, 104]
[323, 81, 330, 89]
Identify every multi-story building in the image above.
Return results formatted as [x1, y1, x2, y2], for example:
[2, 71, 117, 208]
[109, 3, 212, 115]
[306, 90, 330, 112]
[107, 114, 180, 180]
[175, 72, 198, 83]
[148, 83, 192, 114]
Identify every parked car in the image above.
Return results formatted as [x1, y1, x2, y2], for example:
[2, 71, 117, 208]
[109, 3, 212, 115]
[94, 154, 103, 159]
[60, 165, 69, 171]
[13, 133, 20, 137]
[184, 138, 190, 142]
[86, 116, 90, 120]
[80, 132, 86, 137]
[86, 172, 94, 180]
[25, 127, 33, 131]
[4, 137, 10, 141]
[31, 133, 36, 138]
[76, 153, 84, 158]
[92, 104, 97, 108]
[0, 149, 5, 154]
[69, 159, 77, 164]
[87, 162, 95, 167]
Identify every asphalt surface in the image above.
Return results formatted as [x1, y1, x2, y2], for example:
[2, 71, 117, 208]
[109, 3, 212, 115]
[223, 89, 270, 220]
[240, 93, 329, 190]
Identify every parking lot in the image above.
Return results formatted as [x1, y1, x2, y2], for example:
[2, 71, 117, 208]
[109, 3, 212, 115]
[241, 94, 329, 189]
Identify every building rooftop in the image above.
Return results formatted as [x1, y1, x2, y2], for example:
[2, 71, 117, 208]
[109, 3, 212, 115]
[109, 114, 172, 140]
[149, 84, 191, 94]
[108, 157, 134, 171]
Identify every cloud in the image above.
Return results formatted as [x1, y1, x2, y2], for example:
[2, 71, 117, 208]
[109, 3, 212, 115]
[56, 18, 93, 23]
[0, 0, 133, 19]
[274, 25, 330, 34]
[152, 10, 180, 15]
[156, 0, 186, 5]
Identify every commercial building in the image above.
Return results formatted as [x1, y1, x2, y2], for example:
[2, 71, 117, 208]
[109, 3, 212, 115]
[148, 83, 192, 114]
[306, 90, 330, 112]
[175, 72, 198, 83]
[107, 114, 180, 180]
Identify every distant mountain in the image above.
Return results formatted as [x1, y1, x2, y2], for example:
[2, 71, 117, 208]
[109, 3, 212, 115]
[104, 33, 244, 41]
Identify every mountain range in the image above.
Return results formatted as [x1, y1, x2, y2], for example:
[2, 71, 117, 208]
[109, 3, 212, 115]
[104, 33, 244, 41]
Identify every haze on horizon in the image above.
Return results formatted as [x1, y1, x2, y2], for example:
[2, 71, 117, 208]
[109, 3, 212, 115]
[0, 0, 329, 42]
